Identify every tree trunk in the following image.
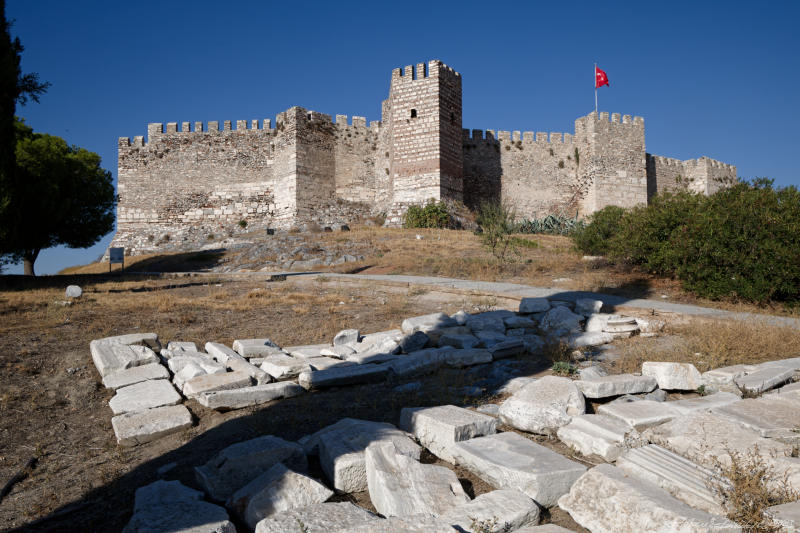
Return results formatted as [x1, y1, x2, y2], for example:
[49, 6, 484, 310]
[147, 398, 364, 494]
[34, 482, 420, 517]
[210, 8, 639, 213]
[22, 249, 39, 276]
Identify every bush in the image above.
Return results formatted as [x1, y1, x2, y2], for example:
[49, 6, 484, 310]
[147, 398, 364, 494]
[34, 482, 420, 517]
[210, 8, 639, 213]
[475, 200, 516, 260]
[517, 213, 585, 236]
[403, 199, 450, 229]
[571, 205, 625, 254]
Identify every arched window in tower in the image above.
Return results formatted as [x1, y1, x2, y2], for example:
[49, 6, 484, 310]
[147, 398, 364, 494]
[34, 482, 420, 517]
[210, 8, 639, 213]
[410, 109, 417, 119]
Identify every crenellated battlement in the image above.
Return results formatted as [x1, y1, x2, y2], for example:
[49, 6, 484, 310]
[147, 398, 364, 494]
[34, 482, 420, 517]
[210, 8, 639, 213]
[650, 154, 737, 172]
[121, 117, 279, 146]
[391, 59, 460, 83]
[463, 128, 574, 144]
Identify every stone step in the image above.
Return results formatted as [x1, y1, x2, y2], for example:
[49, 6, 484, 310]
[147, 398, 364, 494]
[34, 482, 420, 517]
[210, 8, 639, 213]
[575, 374, 657, 399]
[556, 414, 637, 461]
[596, 399, 679, 430]
[615, 444, 727, 515]
[399, 405, 497, 463]
[451, 431, 587, 507]
[558, 464, 740, 532]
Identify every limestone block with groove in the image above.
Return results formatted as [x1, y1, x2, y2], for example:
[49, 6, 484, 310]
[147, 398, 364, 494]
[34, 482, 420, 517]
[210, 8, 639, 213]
[109, 379, 182, 415]
[112, 404, 193, 447]
[227, 462, 334, 529]
[90, 341, 159, 377]
[596, 399, 679, 430]
[438, 489, 540, 532]
[451, 431, 587, 507]
[556, 414, 639, 461]
[253, 502, 380, 533]
[499, 376, 585, 434]
[399, 405, 497, 463]
[194, 435, 307, 501]
[576, 373, 657, 399]
[97, 332, 160, 351]
[365, 441, 469, 517]
[557, 464, 741, 532]
[196, 381, 304, 410]
[642, 361, 703, 391]
[616, 444, 727, 515]
[183, 370, 253, 398]
[701, 364, 755, 387]
[102, 362, 169, 389]
[122, 480, 235, 533]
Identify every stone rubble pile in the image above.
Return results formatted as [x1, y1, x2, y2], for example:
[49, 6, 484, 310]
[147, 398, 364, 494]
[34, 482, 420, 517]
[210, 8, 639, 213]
[90, 297, 800, 532]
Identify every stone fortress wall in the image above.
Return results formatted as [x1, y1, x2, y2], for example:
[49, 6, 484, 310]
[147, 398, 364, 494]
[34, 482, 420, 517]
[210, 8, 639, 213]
[112, 59, 737, 255]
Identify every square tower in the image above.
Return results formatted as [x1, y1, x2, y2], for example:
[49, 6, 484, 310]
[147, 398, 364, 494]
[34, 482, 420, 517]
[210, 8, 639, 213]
[387, 60, 463, 209]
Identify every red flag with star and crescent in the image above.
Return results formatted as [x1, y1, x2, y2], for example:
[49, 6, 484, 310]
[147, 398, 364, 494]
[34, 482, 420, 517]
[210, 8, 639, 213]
[595, 66, 609, 88]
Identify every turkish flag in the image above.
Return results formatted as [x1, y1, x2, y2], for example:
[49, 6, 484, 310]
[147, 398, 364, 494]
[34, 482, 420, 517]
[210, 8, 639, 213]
[595, 66, 610, 88]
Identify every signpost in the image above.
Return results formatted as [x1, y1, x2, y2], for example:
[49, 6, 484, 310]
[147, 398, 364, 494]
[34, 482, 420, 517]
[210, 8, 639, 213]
[109, 247, 125, 273]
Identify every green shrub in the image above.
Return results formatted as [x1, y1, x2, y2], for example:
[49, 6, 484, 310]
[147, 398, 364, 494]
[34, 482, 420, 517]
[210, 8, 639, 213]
[403, 199, 450, 229]
[572, 205, 626, 254]
[517, 213, 585, 236]
[476, 200, 517, 260]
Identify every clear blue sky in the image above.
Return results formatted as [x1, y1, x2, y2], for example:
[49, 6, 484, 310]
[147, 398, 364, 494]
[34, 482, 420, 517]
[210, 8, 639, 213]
[5, 0, 799, 275]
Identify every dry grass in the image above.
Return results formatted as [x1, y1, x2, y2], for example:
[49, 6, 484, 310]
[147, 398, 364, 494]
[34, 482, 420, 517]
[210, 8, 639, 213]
[710, 447, 799, 532]
[613, 318, 800, 374]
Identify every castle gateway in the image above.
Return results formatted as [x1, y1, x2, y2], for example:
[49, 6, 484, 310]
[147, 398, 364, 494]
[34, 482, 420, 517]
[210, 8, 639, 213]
[113, 60, 736, 255]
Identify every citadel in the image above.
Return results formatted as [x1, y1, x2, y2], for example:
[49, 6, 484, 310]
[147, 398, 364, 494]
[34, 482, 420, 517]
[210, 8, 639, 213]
[112, 59, 736, 255]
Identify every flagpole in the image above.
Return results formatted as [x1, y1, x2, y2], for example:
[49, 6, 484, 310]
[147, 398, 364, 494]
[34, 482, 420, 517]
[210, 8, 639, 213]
[594, 62, 598, 114]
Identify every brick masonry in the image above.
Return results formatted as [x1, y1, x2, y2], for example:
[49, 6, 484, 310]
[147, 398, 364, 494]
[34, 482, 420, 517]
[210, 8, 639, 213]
[112, 59, 737, 255]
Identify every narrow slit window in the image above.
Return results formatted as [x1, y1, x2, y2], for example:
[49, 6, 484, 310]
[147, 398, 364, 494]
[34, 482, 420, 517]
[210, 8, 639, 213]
[410, 109, 417, 118]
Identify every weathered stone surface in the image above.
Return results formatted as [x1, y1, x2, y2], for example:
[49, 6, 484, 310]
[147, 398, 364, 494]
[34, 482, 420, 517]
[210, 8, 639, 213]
[765, 501, 800, 532]
[438, 489, 540, 532]
[112, 404, 193, 446]
[65, 285, 82, 298]
[399, 405, 497, 463]
[474, 330, 508, 347]
[167, 341, 197, 352]
[310, 418, 421, 493]
[498, 376, 536, 395]
[97, 332, 161, 351]
[197, 382, 304, 410]
[452, 431, 587, 507]
[514, 526, 575, 533]
[183, 371, 253, 398]
[398, 331, 429, 353]
[504, 315, 537, 329]
[109, 379, 182, 415]
[253, 502, 380, 533]
[452, 309, 469, 325]
[333, 329, 360, 346]
[365, 441, 469, 517]
[645, 389, 668, 402]
[499, 376, 585, 434]
[540, 307, 583, 333]
[568, 331, 615, 347]
[233, 338, 282, 357]
[711, 396, 800, 441]
[357, 330, 403, 350]
[441, 348, 492, 368]
[205, 342, 271, 384]
[616, 444, 727, 515]
[425, 326, 473, 345]
[701, 364, 755, 388]
[385, 348, 448, 378]
[576, 374, 657, 399]
[339, 514, 452, 533]
[556, 414, 639, 461]
[438, 333, 480, 349]
[261, 353, 311, 379]
[123, 480, 235, 533]
[558, 464, 740, 533]
[285, 344, 331, 359]
[642, 362, 703, 391]
[669, 392, 741, 414]
[519, 297, 550, 314]
[489, 338, 526, 359]
[168, 352, 227, 375]
[320, 345, 356, 358]
[734, 365, 794, 394]
[90, 341, 160, 377]
[401, 312, 457, 334]
[578, 365, 607, 379]
[596, 399, 679, 430]
[298, 362, 391, 390]
[102, 362, 169, 389]
[195, 435, 307, 501]
[643, 412, 800, 491]
[768, 381, 800, 395]
[173, 363, 207, 392]
[228, 462, 333, 529]
[575, 298, 603, 315]
[465, 314, 506, 334]
[584, 313, 611, 332]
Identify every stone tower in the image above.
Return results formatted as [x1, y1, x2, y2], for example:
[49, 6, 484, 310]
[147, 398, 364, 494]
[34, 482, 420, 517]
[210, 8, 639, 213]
[386, 60, 463, 212]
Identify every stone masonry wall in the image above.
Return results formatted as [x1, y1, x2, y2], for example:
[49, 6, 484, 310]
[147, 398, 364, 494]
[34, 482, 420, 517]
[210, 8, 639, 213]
[646, 154, 737, 198]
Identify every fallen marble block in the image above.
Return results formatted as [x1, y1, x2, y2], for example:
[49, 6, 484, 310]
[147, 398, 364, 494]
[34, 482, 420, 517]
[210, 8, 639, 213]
[112, 404, 193, 447]
[166, 341, 197, 352]
[343, 350, 400, 365]
[734, 365, 794, 394]
[438, 489, 540, 532]
[465, 313, 506, 334]
[227, 462, 333, 529]
[568, 331, 615, 348]
[558, 464, 740, 533]
[365, 441, 469, 517]
[122, 480, 235, 533]
[90, 341, 159, 377]
[320, 345, 356, 359]
[333, 329, 360, 346]
[168, 352, 227, 375]
[499, 376, 585, 434]
[616, 444, 727, 515]
[102, 362, 169, 389]
[668, 392, 741, 414]
[701, 364, 755, 388]
[602, 315, 640, 335]
[195, 435, 307, 501]
[578, 365, 607, 380]
[308, 418, 420, 493]
[401, 312, 458, 334]
[97, 332, 161, 351]
[109, 379, 182, 415]
[337, 514, 453, 533]
[584, 313, 611, 333]
[765, 501, 800, 533]
[306, 356, 356, 371]
[298, 362, 391, 390]
[540, 306, 583, 333]
[575, 298, 603, 315]
[642, 362, 703, 391]
[233, 338, 283, 357]
[556, 414, 639, 461]
[474, 330, 509, 348]
[385, 348, 448, 378]
[173, 363, 208, 393]
[438, 332, 480, 349]
[285, 344, 332, 359]
[398, 330, 429, 353]
[451, 431, 587, 507]
[443, 348, 492, 368]
[205, 342, 271, 384]
[489, 338, 526, 359]
[519, 297, 550, 314]
[196, 382, 304, 410]
[575, 374, 657, 399]
[596, 399, 679, 430]
[711, 396, 800, 442]
[183, 371, 253, 398]
[399, 405, 497, 463]
[253, 502, 380, 533]
[504, 315, 537, 329]
[357, 330, 403, 351]
[425, 326, 473, 346]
